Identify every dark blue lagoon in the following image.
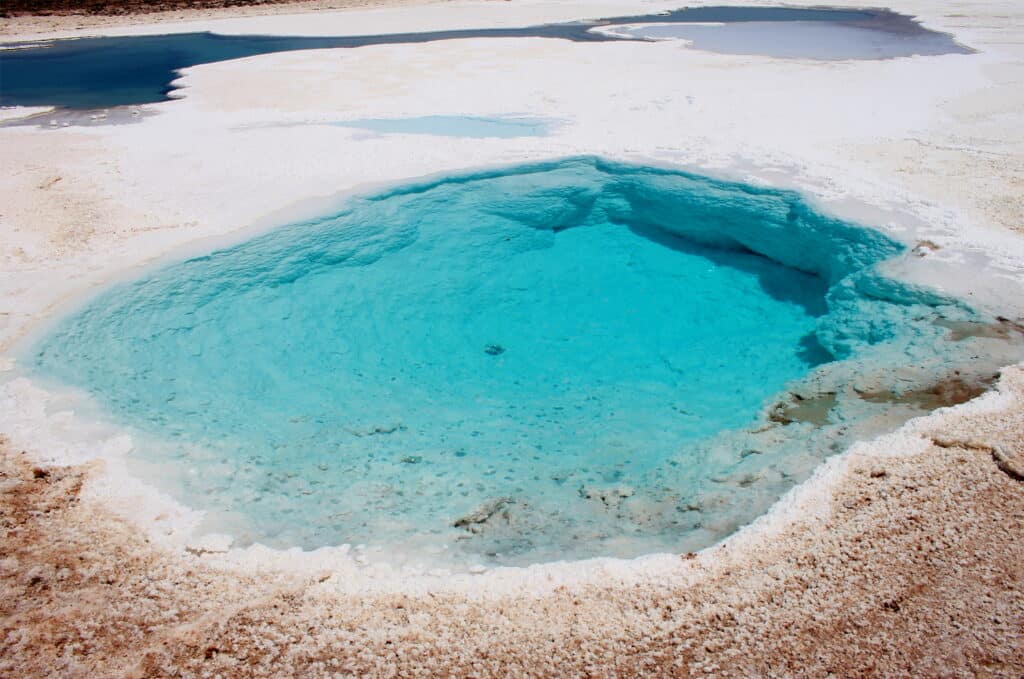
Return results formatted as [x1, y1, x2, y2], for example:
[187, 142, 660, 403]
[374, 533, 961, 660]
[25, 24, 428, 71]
[0, 6, 970, 110]
[30, 158, 999, 565]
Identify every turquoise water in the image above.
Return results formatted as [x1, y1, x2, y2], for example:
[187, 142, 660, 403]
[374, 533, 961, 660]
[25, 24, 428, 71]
[35, 158, 951, 564]
[334, 116, 555, 138]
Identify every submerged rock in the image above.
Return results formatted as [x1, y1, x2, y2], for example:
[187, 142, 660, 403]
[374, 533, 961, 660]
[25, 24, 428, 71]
[911, 239, 941, 257]
[578, 485, 635, 509]
[935, 316, 1024, 342]
[453, 497, 514, 529]
[343, 422, 405, 437]
[768, 392, 838, 427]
[858, 373, 996, 410]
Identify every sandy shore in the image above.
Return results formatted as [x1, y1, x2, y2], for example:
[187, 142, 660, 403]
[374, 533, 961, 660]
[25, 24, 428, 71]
[1, 0, 1023, 674]
[3, 372, 1022, 676]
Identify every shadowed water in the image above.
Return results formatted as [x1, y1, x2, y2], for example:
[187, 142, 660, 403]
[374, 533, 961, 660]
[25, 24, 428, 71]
[606, 20, 970, 60]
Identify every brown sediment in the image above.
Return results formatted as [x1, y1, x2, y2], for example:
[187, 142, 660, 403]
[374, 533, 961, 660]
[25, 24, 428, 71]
[768, 391, 838, 426]
[858, 373, 997, 410]
[935, 316, 1024, 342]
[3, 368, 1022, 677]
[911, 239, 940, 257]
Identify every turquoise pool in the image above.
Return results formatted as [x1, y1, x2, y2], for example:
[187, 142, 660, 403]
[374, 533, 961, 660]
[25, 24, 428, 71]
[32, 158, 985, 565]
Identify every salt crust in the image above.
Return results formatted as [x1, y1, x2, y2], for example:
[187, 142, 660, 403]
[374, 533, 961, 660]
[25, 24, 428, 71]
[0, 106, 55, 122]
[0, 0, 1023, 597]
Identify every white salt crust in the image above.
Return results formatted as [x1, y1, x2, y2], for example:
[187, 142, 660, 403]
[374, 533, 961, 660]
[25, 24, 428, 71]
[1, 0, 1023, 597]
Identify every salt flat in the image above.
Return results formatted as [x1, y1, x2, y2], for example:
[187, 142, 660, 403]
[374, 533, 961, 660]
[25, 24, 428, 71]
[0, 0, 1022, 674]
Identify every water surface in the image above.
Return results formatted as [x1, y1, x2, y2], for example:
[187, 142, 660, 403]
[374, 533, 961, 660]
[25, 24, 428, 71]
[32, 157, 983, 566]
[0, 6, 968, 109]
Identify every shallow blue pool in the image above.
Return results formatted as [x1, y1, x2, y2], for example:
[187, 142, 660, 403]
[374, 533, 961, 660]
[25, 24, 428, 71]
[33, 158, 972, 564]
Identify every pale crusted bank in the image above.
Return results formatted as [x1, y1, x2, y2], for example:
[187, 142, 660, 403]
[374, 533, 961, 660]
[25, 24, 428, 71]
[2, 368, 1022, 675]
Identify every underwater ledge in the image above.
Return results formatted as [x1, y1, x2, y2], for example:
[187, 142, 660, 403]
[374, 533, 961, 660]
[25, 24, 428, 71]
[23, 156, 1024, 569]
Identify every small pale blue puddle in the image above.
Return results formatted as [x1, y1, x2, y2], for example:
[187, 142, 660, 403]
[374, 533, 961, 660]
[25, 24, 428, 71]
[333, 115, 556, 138]
[27, 158, 1017, 566]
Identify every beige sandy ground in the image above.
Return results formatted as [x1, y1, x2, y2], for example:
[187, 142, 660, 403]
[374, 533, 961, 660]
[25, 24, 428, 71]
[1, 0, 1024, 675]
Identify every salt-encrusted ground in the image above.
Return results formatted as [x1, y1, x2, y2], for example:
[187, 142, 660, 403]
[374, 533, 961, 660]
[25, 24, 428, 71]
[2, 370, 1022, 676]
[1, 0, 1022, 674]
